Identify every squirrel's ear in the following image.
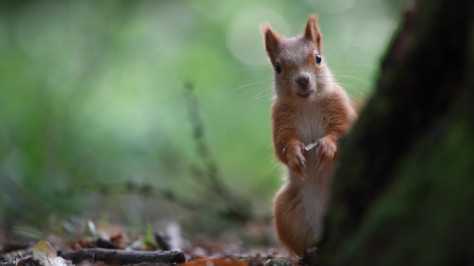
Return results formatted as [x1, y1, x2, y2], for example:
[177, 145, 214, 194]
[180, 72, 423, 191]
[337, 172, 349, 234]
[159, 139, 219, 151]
[304, 15, 323, 53]
[261, 23, 281, 62]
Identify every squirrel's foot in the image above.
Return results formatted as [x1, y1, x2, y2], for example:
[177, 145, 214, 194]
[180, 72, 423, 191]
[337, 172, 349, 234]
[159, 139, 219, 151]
[316, 136, 336, 169]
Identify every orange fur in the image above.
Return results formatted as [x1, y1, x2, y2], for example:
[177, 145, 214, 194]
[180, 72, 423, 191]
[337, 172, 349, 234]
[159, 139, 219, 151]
[262, 15, 357, 256]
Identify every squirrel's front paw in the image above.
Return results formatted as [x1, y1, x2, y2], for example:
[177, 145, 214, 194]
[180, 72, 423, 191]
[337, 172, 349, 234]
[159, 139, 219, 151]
[287, 142, 306, 175]
[316, 137, 337, 168]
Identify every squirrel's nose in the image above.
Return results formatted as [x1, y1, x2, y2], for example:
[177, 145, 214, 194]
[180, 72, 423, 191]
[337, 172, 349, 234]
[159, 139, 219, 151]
[295, 76, 309, 88]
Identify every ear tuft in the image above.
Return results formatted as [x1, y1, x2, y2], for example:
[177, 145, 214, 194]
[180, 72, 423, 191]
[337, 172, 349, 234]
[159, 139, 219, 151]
[261, 23, 281, 63]
[304, 15, 323, 53]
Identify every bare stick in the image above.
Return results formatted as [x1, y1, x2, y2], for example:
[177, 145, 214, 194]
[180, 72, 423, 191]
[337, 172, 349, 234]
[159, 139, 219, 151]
[59, 249, 185, 264]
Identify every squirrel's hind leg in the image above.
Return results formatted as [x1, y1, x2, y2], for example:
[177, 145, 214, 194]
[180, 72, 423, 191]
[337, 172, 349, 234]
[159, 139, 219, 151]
[273, 182, 315, 257]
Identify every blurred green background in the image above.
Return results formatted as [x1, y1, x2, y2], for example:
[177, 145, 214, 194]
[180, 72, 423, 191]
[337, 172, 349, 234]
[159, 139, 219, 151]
[0, 0, 406, 239]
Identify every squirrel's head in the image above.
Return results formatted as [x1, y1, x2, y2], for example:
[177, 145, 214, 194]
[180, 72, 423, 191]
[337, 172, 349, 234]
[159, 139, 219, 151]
[262, 15, 331, 101]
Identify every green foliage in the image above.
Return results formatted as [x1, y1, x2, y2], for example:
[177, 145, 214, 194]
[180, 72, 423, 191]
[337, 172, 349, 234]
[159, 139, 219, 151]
[0, 0, 404, 234]
[144, 222, 158, 250]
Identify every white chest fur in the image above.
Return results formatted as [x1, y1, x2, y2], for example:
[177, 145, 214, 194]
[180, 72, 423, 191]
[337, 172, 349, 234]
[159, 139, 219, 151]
[295, 103, 326, 147]
[291, 102, 333, 239]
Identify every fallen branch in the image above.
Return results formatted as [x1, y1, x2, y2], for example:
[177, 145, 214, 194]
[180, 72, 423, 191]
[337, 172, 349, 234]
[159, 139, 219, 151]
[59, 249, 185, 264]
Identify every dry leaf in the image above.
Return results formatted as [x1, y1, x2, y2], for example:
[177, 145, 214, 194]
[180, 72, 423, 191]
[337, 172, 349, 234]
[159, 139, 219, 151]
[33, 241, 72, 266]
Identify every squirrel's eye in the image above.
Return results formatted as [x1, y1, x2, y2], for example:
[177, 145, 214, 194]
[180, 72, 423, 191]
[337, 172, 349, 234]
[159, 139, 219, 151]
[275, 62, 282, 74]
[315, 54, 322, 65]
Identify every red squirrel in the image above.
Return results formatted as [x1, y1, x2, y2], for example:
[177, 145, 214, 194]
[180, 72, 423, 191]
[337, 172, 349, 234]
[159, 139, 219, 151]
[262, 15, 357, 256]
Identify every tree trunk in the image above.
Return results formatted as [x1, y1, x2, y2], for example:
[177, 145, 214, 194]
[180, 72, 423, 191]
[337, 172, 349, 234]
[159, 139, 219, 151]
[318, 0, 474, 265]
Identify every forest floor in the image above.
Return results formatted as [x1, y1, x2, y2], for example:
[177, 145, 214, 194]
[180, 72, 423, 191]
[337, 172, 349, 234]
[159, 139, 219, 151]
[0, 221, 304, 266]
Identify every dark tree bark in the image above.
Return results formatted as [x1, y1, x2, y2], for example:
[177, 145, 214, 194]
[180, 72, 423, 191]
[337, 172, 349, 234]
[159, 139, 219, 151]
[318, 0, 474, 265]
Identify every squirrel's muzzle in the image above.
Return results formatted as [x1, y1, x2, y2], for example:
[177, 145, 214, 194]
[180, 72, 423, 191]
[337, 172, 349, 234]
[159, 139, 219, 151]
[295, 76, 309, 89]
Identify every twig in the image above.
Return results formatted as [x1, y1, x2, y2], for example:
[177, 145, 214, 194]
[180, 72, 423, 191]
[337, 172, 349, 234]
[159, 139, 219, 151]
[183, 81, 252, 222]
[52, 180, 200, 211]
[183, 82, 226, 196]
[59, 249, 185, 264]
[0, 262, 17, 266]
[0, 257, 37, 266]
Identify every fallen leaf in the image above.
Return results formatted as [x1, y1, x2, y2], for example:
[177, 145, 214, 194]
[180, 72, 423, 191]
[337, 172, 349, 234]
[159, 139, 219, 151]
[33, 241, 72, 266]
[181, 257, 247, 266]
